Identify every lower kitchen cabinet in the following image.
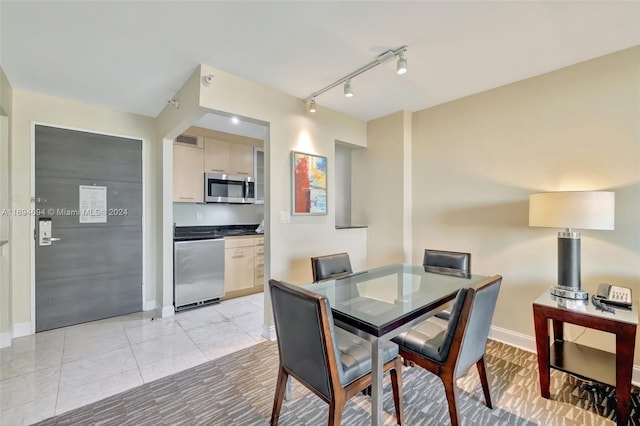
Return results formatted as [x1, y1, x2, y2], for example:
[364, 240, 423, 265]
[224, 235, 264, 298]
[254, 236, 264, 287]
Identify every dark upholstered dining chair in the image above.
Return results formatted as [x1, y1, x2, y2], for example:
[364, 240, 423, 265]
[311, 252, 353, 282]
[392, 275, 502, 426]
[423, 249, 471, 277]
[423, 249, 472, 320]
[269, 279, 403, 426]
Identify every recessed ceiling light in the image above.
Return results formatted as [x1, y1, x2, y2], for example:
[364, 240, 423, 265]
[231, 117, 239, 125]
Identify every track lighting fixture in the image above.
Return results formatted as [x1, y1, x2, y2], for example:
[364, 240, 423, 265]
[396, 52, 407, 75]
[303, 45, 407, 109]
[344, 80, 354, 97]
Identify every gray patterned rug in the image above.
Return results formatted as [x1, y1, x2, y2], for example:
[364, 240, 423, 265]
[35, 339, 639, 425]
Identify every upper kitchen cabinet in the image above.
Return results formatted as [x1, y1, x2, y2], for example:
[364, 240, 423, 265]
[204, 138, 230, 173]
[173, 144, 204, 203]
[254, 147, 264, 204]
[229, 143, 253, 176]
[204, 138, 253, 176]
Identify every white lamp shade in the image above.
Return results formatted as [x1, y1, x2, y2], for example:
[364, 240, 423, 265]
[529, 191, 615, 230]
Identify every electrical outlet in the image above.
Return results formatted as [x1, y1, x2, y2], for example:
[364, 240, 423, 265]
[280, 211, 290, 224]
[196, 212, 203, 221]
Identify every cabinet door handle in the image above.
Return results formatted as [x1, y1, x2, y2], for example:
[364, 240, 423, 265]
[209, 168, 224, 172]
[232, 255, 245, 259]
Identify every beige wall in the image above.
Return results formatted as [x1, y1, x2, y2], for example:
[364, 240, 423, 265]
[411, 47, 640, 362]
[354, 111, 411, 267]
[159, 65, 369, 284]
[154, 65, 369, 331]
[7, 89, 159, 333]
[1, 62, 368, 341]
[0, 69, 11, 343]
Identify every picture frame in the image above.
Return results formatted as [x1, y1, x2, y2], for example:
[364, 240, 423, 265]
[291, 151, 327, 215]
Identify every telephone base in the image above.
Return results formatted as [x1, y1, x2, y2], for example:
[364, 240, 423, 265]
[550, 286, 588, 300]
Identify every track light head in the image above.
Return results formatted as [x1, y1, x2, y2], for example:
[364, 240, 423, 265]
[308, 99, 317, 113]
[344, 80, 354, 97]
[396, 52, 407, 75]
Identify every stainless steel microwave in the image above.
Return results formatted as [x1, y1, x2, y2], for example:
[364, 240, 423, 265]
[205, 173, 255, 204]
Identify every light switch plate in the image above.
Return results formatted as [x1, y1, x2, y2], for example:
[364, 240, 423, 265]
[196, 212, 203, 221]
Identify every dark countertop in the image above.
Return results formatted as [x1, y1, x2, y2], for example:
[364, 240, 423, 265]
[174, 224, 263, 241]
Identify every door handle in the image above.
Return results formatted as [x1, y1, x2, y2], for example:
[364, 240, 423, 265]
[50, 237, 61, 242]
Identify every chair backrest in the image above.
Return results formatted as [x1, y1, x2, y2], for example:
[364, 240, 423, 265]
[311, 252, 353, 282]
[423, 249, 471, 277]
[438, 275, 502, 377]
[269, 279, 345, 400]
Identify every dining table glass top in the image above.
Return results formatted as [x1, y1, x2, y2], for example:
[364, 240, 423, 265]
[303, 263, 488, 337]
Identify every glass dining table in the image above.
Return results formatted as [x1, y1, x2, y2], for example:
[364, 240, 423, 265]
[303, 263, 490, 426]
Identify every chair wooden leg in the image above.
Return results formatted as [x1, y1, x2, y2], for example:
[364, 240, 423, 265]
[390, 358, 404, 425]
[328, 393, 346, 426]
[441, 375, 460, 426]
[271, 366, 289, 426]
[476, 356, 493, 409]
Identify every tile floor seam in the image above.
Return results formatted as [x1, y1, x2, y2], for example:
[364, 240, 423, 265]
[52, 328, 67, 415]
[122, 313, 145, 385]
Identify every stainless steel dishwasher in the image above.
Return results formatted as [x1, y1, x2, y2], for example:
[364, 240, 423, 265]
[174, 238, 225, 311]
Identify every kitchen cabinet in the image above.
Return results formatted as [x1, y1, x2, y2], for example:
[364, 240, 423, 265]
[229, 143, 253, 176]
[225, 237, 255, 292]
[204, 138, 253, 176]
[254, 147, 264, 204]
[224, 235, 265, 297]
[173, 144, 204, 203]
[204, 138, 230, 173]
[254, 236, 264, 287]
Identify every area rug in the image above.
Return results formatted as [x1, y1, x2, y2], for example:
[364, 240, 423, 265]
[35, 339, 639, 425]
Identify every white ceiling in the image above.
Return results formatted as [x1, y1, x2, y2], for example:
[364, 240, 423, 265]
[1, 1, 639, 128]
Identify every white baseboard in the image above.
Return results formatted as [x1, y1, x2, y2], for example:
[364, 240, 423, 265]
[262, 323, 276, 341]
[11, 322, 31, 339]
[144, 300, 159, 311]
[0, 331, 11, 348]
[489, 325, 640, 387]
[161, 305, 175, 317]
[489, 325, 536, 353]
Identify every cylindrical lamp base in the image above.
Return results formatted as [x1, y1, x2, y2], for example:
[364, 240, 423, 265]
[558, 232, 580, 289]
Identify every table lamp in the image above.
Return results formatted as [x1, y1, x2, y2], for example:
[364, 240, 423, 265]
[529, 191, 615, 299]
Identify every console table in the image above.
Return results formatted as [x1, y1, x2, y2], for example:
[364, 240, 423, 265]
[533, 291, 638, 425]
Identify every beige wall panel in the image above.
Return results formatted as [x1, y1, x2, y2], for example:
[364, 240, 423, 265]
[411, 46, 640, 362]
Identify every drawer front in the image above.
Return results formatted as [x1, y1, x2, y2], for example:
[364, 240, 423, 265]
[225, 236, 255, 248]
[254, 244, 264, 255]
[254, 263, 264, 286]
[255, 237, 264, 246]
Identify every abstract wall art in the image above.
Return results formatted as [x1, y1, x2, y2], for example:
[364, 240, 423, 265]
[291, 151, 327, 215]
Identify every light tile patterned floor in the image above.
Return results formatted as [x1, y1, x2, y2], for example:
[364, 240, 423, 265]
[0, 292, 266, 426]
